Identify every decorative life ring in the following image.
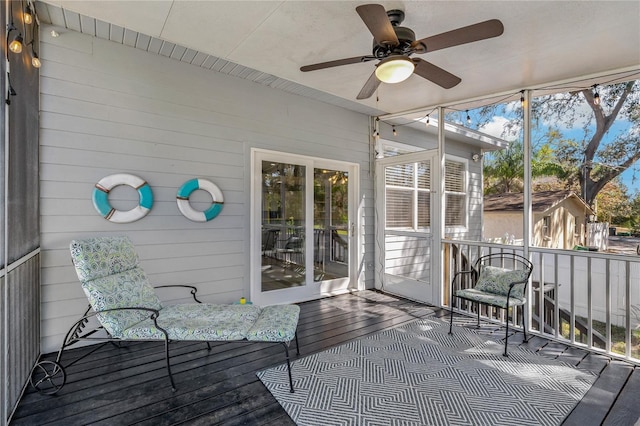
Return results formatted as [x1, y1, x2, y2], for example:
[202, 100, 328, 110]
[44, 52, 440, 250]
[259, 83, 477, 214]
[176, 178, 224, 222]
[92, 174, 153, 223]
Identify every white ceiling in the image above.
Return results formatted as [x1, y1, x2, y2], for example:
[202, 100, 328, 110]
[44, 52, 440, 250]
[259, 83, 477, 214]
[37, 1, 640, 117]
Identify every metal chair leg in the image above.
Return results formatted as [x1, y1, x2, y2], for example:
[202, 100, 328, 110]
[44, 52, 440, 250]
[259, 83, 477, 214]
[280, 342, 294, 393]
[164, 339, 177, 391]
[449, 301, 455, 335]
[503, 307, 510, 357]
[477, 303, 481, 328]
[521, 305, 528, 343]
[294, 331, 300, 356]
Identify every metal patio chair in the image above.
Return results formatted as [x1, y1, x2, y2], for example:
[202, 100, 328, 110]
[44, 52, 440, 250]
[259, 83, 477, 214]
[448, 252, 533, 356]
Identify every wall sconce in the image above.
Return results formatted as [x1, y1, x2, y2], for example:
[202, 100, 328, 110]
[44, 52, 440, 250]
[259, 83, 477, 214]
[472, 153, 482, 162]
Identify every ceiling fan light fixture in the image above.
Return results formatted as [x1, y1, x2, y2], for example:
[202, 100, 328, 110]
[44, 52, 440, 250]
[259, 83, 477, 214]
[375, 56, 414, 84]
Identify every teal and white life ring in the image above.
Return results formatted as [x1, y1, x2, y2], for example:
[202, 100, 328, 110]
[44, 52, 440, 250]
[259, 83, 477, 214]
[92, 174, 153, 223]
[176, 178, 224, 222]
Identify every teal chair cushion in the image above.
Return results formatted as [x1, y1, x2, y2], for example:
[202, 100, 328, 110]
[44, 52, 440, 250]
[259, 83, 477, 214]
[70, 236, 300, 344]
[454, 288, 526, 309]
[70, 236, 141, 282]
[474, 265, 529, 299]
[122, 304, 263, 340]
[70, 237, 162, 337]
[246, 304, 301, 342]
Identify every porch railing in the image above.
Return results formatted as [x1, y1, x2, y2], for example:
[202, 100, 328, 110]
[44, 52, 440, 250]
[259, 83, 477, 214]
[262, 225, 348, 269]
[443, 240, 640, 364]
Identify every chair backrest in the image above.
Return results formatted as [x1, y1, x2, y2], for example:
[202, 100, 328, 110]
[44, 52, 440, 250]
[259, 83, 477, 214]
[262, 228, 279, 251]
[70, 236, 162, 337]
[473, 253, 533, 299]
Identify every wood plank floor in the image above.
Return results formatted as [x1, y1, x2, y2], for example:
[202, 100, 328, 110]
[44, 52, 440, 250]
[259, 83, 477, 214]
[10, 290, 640, 425]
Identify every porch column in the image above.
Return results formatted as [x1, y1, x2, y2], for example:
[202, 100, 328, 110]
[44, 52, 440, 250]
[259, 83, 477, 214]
[435, 106, 446, 306]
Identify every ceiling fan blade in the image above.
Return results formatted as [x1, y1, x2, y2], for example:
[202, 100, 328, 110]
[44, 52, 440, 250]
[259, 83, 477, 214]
[412, 19, 504, 53]
[413, 58, 461, 89]
[356, 4, 399, 47]
[356, 71, 381, 100]
[300, 55, 375, 72]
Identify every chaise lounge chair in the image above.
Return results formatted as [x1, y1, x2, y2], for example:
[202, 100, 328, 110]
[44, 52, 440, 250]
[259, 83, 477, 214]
[30, 236, 300, 395]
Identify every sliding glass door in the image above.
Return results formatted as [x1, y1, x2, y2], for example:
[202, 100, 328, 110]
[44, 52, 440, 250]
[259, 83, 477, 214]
[252, 150, 358, 305]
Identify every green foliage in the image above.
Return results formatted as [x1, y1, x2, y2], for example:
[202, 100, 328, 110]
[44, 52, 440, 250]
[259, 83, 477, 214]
[483, 140, 568, 194]
[472, 79, 640, 206]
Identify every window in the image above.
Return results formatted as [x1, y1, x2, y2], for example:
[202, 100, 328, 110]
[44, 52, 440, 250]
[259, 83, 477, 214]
[543, 215, 551, 239]
[444, 159, 467, 228]
[385, 160, 431, 230]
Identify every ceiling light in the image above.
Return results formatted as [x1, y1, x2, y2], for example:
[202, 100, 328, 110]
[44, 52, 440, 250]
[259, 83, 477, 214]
[50, 29, 59, 37]
[375, 56, 414, 84]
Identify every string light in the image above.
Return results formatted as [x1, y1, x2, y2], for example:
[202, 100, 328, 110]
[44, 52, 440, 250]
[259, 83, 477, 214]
[31, 50, 41, 68]
[9, 33, 23, 53]
[592, 85, 601, 106]
[23, 5, 33, 25]
[377, 70, 640, 135]
[392, 126, 397, 136]
[520, 90, 526, 108]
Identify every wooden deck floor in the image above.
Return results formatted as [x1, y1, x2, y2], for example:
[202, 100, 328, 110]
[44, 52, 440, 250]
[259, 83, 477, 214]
[10, 290, 640, 425]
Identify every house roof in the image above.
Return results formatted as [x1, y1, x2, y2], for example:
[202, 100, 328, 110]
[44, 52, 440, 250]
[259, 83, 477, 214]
[483, 191, 595, 215]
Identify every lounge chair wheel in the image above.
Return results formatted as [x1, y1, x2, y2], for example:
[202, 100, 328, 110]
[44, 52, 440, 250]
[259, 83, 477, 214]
[30, 361, 66, 395]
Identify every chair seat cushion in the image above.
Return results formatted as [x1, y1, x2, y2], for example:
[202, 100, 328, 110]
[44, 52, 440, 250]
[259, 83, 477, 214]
[246, 305, 300, 342]
[122, 304, 262, 341]
[455, 288, 526, 309]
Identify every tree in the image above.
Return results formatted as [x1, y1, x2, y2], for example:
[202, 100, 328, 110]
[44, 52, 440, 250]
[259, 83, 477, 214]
[474, 79, 640, 205]
[550, 80, 639, 205]
[594, 180, 632, 224]
[483, 140, 566, 194]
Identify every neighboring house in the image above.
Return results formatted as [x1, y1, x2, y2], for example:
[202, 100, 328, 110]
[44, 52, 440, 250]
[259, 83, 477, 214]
[483, 191, 595, 249]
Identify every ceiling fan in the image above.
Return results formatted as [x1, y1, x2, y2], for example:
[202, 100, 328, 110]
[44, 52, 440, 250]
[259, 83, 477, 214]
[300, 4, 504, 100]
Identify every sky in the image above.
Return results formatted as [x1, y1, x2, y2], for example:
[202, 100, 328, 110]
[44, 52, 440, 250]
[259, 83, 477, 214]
[472, 92, 640, 197]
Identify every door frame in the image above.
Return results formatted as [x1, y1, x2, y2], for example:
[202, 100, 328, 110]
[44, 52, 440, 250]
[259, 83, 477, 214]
[250, 148, 360, 305]
[374, 148, 439, 305]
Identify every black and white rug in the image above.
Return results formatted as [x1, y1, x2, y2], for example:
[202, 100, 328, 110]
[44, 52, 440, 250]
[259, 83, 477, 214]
[257, 317, 597, 425]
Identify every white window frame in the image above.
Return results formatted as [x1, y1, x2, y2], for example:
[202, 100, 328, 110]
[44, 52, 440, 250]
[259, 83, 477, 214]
[384, 159, 432, 232]
[444, 155, 469, 231]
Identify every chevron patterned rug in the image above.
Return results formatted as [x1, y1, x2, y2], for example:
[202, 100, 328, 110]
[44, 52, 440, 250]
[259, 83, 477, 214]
[257, 317, 598, 426]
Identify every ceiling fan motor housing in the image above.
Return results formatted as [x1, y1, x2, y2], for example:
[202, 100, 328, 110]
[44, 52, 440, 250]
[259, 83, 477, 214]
[372, 26, 416, 58]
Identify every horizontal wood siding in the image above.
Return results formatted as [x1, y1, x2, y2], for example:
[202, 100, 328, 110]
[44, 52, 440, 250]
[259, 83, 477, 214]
[39, 27, 372, 353]
[384, 234, 431, 281]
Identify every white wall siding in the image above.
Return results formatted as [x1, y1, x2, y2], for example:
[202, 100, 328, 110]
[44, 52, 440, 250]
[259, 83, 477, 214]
[39, 28, 372, 353]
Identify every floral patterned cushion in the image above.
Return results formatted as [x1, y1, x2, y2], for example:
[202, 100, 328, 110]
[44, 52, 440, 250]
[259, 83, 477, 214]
[70, 236, 300, 343]
[474, 265, 529, 299]
[122, 304, 263, 340]
[70, 237, 163, 337]
[455, 288, 526, 309]
[246, 304, 300, 342]
[70, 236, 141, 282]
